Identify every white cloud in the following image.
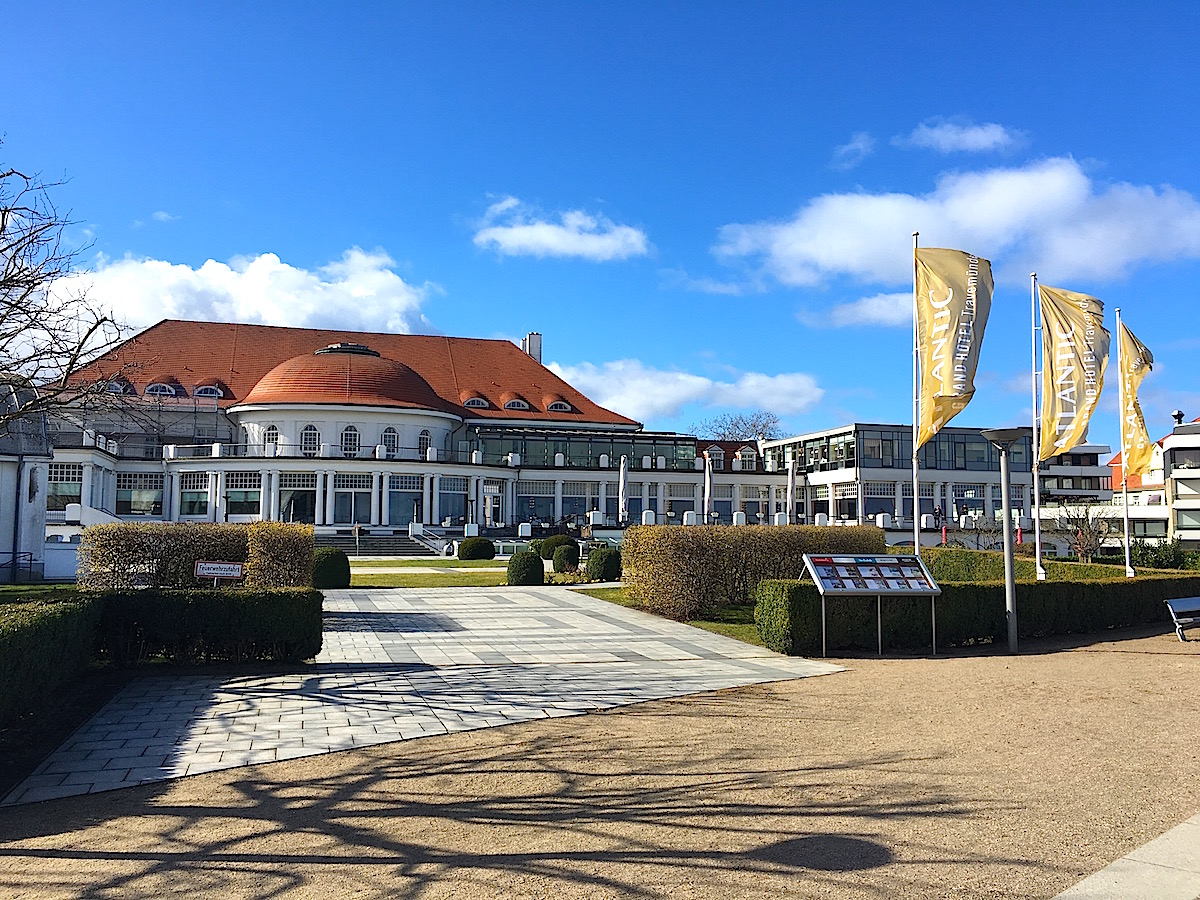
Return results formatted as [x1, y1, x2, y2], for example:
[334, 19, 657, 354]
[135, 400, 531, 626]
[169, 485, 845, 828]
[831, 132, 875, 170]
[152, 210, 180, 222]
[816, 292, 912, 327]
[659, 267, 759, 295]
[69, 247, 435, 334]
[473, 195, 650, 261]
[547, 358, 823, 422]
[896, 119, 1024, 153]
[714, 157, 1200, 287]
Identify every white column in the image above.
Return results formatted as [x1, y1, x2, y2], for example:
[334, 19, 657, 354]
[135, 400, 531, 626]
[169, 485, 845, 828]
[894, 481, 904, 522]
[658, 481, 668, 519]
[598, 480, 607, 516]
[421, 474, 432, 524]
[81, 463, 94, 509]
[984, 484, 995, 519]
[732, 482, 741, 521]
[431, 474, 441, 524]
[259, 471, 271, 520]
[470, 476, 482, 526]
[213, 470, 225, 522]
[370, 471, 381, 526]
[314, 471, 326, 525]
[381, 472, 391, 527]
[506, 478, 516, 526]
[554, 479, 563, 522]
[325, 470, 337, 526]
[269, 470, 280, 520]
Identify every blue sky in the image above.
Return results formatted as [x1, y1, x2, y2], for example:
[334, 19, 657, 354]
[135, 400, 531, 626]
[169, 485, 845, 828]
[6, 2, 1200, 449]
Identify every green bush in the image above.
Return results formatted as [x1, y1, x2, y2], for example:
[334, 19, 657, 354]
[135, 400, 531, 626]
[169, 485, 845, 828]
[98, 588, 324, 666]
[245, 522, 315, 587]
[920, 547, 1129, 583]
[756, 573, 1200, 655]
[1131, 538, 1190, 570]
[529, 539, 544, 557]
[0, 596, 103, 724]
[586, 547, 622, 582]
[312, 547, 351, 588]
[622, 524, 886, 621]
[507, 551, 545, 585]
[458, 536, 497, 560]
[79, 522, 250, 590]
[538, 534, 574, 560]
[552, 543, 580, 573]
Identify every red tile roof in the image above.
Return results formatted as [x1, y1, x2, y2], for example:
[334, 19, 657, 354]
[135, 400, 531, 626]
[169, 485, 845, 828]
[72, 320, 640, 427]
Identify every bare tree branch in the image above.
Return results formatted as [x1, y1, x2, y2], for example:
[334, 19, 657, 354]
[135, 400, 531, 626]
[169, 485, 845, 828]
[690, 410, 783, 442]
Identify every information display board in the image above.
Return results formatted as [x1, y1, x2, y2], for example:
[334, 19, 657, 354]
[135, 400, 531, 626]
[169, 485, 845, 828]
[801, 554, 942, 657]
[803, 554, 940, 597]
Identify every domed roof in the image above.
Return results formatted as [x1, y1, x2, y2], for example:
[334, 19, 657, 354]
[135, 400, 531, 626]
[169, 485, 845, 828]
[241, 343, 447, 411]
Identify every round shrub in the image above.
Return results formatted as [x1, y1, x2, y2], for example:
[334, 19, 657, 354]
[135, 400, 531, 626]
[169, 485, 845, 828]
[539, 534, 574, 560]
[457, 537, 496, 560]
[507, 551, 544, 585]
[552, 543, 580, 573]
[528, 539, 544, 557]
[586, 547, 622, 582]
[312, 547, 351, 588]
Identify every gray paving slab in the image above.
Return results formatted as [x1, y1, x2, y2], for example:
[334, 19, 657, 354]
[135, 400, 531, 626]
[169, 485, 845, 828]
[3, 585, 839, 805]
[1056, 814, 1200, 899]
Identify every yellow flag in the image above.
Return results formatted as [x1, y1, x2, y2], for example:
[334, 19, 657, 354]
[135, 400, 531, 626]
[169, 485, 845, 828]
[915, 248, 993, 448]
[1039, 286, 1110, 461]
[1119, 321, 1154, 479]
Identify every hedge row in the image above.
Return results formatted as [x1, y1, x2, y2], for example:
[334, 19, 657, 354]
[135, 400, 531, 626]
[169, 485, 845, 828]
[622, 525, 886, 620]
[917, 547, 1131, 584]
[755, 574, 1200, 655]
[79, 522, 315, 590]
[0, 595, 103, 724]
[98, 588, 324, 666]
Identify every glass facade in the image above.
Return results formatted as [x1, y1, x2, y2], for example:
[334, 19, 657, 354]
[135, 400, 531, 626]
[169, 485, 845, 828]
[772, 426, 1032, 476]
[474, 430, 696, 471]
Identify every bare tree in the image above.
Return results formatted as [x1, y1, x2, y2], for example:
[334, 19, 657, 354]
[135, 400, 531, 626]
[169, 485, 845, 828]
[691, 410, 782, 442]
[1, 155, 126, 436]
[1050, 501, 1116, 563]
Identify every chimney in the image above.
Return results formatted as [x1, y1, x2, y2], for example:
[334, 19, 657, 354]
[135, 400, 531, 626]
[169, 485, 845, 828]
[1172, 409, 1186, 426]
[521, 331, 542, 363]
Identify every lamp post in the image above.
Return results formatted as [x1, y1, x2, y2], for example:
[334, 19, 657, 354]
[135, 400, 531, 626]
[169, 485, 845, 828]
[981, 428, 1030, 653]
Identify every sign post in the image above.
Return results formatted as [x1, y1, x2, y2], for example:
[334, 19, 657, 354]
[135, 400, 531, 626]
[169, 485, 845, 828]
[195, 560, 245, 588]
[802, 553, 942, 658]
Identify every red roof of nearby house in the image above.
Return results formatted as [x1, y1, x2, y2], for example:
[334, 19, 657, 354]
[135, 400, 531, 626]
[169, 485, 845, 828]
[71, 320, 640, 427]
[1106, 416, 1200, 486]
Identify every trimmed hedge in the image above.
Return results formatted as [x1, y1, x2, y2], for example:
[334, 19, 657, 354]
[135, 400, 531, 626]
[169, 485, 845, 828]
[507, 551, 545, 585]
[586, 547, 622, 582]
[622, 524, 886, 621]
[245, 522, 315, 588]
[538, 534, 575, 561]
[918, 547, 1135, 584]
[313, 547, 351, 588]
[552, 543, 580, 573]
[0, 595, 103, 724]
[458, 537, 497, 560]
[98, 588, 324, 666]
[755, 573, 1200, 655]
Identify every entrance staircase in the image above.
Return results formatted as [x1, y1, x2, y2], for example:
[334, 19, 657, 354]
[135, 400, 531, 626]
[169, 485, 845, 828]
[314, 532, 438, 557]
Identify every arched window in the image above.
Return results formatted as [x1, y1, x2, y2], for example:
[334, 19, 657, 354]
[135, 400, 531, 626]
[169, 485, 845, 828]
[194, 385, 223, 399]
[145, 383, 176, 398]
[418, 429, 432, 457]
[504, 399, 530, 411]
[341, 425, 360, 458]
[463, 397, 488, 409]
[105, 380, 131, 395]
[547, 400, 571, 412]
[381, 426, 398, 458]
[263, 425, 279, 449]
[301, 425, 320, 458]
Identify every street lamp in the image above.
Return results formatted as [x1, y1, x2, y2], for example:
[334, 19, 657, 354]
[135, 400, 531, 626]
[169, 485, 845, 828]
[980, 427, 1030, 653]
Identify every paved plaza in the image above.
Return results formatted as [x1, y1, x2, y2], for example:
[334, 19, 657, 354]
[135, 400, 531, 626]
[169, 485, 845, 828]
[3, 586, 839, 805]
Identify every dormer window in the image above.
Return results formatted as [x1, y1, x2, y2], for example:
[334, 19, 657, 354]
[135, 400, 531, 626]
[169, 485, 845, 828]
[194, 385, 224, 399]
[547, 401, 571, 412]
[145, 383, 176, 398]
[504, 399, 530, 411]
[707, 448, 725, 470]
[738, 447, 757, 470]
[464, 397, 489, 409]
[105, 381, 132, 395]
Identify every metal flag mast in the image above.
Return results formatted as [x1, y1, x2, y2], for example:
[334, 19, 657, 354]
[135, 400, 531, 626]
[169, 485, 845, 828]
[1115, 307, 1135, 578]
[912, 232, 921, 556]
[1029, 274, 1047, 580]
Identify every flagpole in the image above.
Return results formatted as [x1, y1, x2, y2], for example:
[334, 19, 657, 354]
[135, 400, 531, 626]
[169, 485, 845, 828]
[1030, 273, 1046, 580]
[912, 232, 921, 556]
[1116, 307, 1135, 578]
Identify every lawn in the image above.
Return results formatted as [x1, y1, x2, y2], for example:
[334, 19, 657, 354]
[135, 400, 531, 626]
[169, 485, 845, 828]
[576, 586, 763, 647]
[0, 584, 78, 601]
[352, 571, 510, 588]
[348, 559, 506, 569]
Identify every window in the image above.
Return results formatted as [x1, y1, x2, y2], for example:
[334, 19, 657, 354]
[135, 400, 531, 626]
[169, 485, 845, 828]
[301, 425, 320, 458]
[106, 380, 131, 395]
[145, 383, 176, 398]
[225, 471, 261, 516]
[464, 397, 488, 409]
[381, 427, 398, 458]
[179, 472, 209, 516]
[194, 385, 223, 399]
[116, 472, 164, 516]
[738, 448, 757, 471]
[418, 430, 431, 457]
[340, 425, 361, 458]
[707, 448, 724, 470]
[504, 399, 530, 411]
[47, 463, 83, 511]
[1172, 449, 1200, 470]
[547, 401, 571, 412]
[264, 425, 279, 449]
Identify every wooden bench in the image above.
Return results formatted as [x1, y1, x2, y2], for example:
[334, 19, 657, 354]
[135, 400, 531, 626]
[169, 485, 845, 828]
[1165, 597, 1200, 642]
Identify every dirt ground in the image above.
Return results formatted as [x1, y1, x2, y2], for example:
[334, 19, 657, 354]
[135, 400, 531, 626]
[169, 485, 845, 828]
[0, 625, 1197, 900]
